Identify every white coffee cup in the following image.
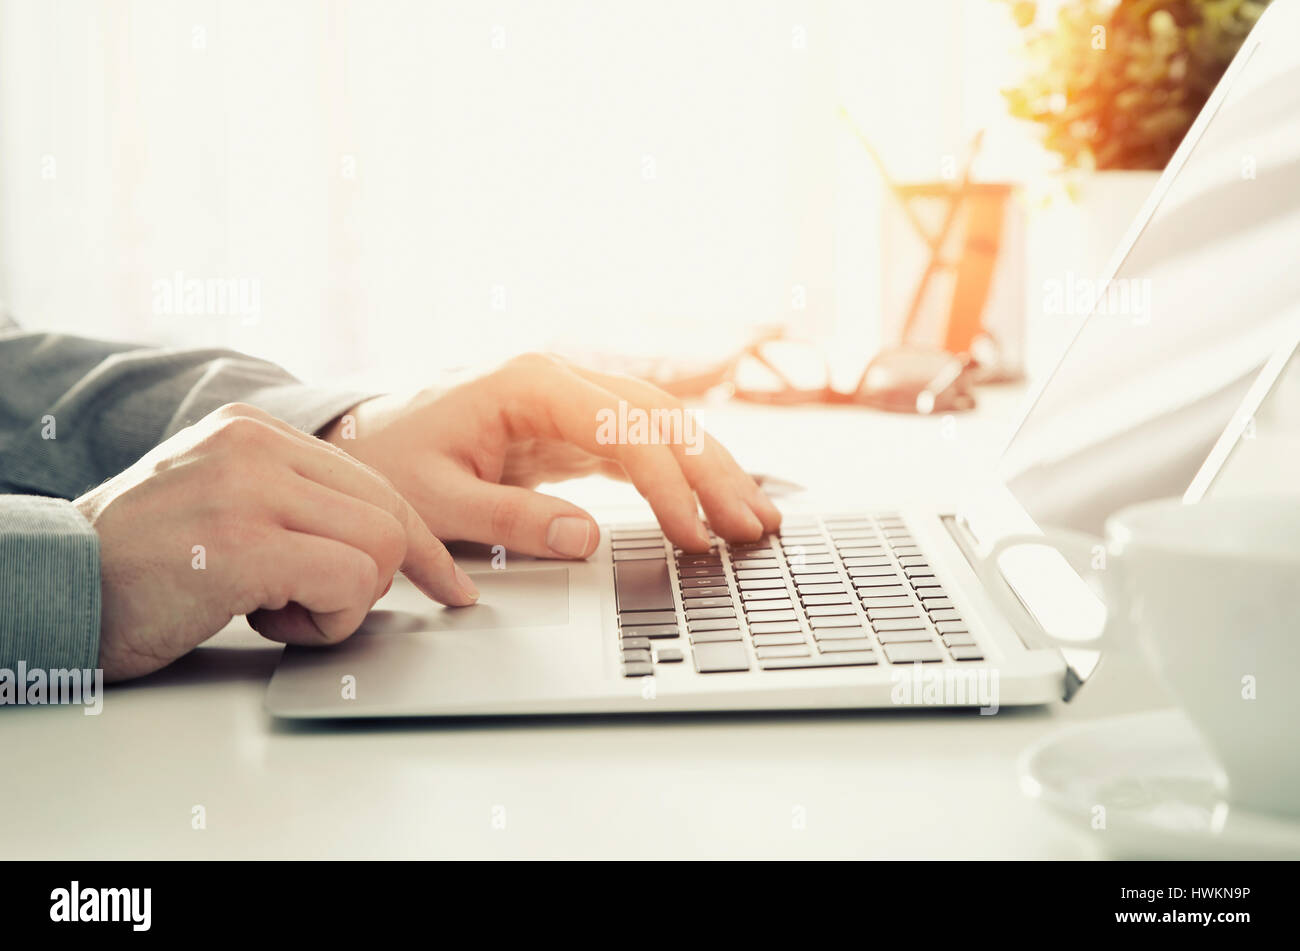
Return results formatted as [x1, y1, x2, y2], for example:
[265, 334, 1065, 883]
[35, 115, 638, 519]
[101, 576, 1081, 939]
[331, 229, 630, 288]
[982, 495, 1300, 818]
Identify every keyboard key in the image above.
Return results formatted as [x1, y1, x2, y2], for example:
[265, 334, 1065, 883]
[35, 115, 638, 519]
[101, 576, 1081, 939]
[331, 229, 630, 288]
[621, 624, 681, 639]
[848, 568, 897, 580]
[686, 607, 737, 621]
[759, 652, 877, 670]
[656, 648, 685, 663]
[693, 642, 751, 673]
[622, 648, 652, 664]
[619, 610, 676, 626]
[731, 548, 778, 561]
[875, 629, 933, 644]
[742, 588, 792, 601]
[855, 584, 909, 598]
[788, 563, 838, 576]
[751, 632, 807, 647]
[614, 560, 675, 612]
[685, 586, 731, 600]
[918, 588, 950, 600]
[883, 643, 943, 663]
[860, 596, 914, 609]
[756, 645, 811, 660]
[891, 546, 923, 557]
[809, 615, 863, 629]
[911, 577, 943, 589]
[743, 598, 794, 614]
[677, 554, 722, 567]
[814, 626, 870, 640]
[800, 593, 854, 606]
[689, 629, 744, 644]
[683, 596, 732, 609]
[870, 618, 926, 632]
[923, 598, 954, 611]
[730, 555, 779, 567]
[949, 646, 984, 661]
[749, 620, 803, 634]
[843, 558, 892, 570]
[620, 637, 652, 651]
[941, 632, 975, 647]
[897, 556, 928, 567]
[682, 576, 727, 588]
[735, 568, 783, 581]
[904, 566, 936, 579]
[679, 566, 725, 579]
[929, 609, 963, 622]
[688, 618, 742, 632]
[838, 547, 888, 559]
[935, 620, 969, 634]
[817, 637, 874, 652]
[613, 548, 670, 562]
[611, 538, 665, 551]
[611, 527, 665, 543]
[804, 603, 857, 617]
[784, 553, 834, 566]
[795, 582, 848, 595]
[738, 578, 788, 591]
[623, 661, 654, 677]
[745, 609, 798, 624]
[866, 607, 921, 620]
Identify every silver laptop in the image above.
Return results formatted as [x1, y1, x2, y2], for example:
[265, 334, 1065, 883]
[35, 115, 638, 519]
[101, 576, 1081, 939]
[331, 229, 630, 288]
[266, 0, 1300, 718]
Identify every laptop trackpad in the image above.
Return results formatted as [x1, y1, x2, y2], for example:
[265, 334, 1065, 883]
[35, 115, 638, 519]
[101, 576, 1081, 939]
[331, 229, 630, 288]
[356, 567, 570, 634]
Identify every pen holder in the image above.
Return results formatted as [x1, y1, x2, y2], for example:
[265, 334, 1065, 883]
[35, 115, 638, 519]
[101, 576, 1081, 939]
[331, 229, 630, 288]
[881, 182, 1026, 383]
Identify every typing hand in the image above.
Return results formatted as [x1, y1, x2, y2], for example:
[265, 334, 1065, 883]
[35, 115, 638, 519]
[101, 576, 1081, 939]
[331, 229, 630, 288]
[75, 403, 477, 681]
[321, 353, 782, 558]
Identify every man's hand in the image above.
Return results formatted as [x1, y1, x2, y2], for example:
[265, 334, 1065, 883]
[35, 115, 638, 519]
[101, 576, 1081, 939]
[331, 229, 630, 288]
[321, 353, 782, 557]
[75, 403, 478, 681]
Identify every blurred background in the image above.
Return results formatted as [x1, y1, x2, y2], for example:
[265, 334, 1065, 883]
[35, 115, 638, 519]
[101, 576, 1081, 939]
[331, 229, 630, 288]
[0, 0, 1268, 397]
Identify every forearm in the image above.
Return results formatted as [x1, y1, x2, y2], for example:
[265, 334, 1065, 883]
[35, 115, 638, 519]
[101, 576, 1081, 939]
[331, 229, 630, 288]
[0, 495, 101, 671]
[0, 327, 370, 499]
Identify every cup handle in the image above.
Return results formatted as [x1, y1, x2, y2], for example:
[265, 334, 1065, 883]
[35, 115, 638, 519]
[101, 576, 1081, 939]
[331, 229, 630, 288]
[980, 528, 1123, 650]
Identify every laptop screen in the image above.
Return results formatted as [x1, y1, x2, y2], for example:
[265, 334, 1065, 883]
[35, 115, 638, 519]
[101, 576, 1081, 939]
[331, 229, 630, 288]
[999, 33, 1300, 536]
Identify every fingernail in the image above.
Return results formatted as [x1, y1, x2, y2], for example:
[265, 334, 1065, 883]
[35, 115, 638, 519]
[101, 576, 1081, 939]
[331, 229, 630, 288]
[547, 516, 593, 558]
[454, 564, 479, 601]
[694, 521, 712, 549]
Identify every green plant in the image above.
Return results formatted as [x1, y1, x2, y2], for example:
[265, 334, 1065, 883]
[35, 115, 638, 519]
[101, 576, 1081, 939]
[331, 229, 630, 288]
[1003, 0, 1270, 170]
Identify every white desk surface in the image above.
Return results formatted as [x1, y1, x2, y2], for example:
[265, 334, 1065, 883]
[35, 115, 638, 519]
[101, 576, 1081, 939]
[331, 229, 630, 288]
[0, 387, 1181, 859]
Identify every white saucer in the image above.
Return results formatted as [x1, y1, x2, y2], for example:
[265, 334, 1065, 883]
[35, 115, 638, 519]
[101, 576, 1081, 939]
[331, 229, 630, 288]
[1019, 708, 1300, 859]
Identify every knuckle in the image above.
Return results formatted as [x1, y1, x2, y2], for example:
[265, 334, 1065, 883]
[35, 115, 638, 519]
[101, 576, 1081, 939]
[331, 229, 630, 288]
[505, 351, 562, 377]
[208, 413, 273, 450]
[211, 401, 264, 422]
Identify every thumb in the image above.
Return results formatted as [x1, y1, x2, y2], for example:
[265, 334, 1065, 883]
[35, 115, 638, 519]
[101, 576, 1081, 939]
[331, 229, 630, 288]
[456, 482, 600, 559]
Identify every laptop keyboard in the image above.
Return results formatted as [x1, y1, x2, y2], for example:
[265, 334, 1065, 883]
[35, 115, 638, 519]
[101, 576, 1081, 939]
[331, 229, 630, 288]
[611, 513, 984, 677]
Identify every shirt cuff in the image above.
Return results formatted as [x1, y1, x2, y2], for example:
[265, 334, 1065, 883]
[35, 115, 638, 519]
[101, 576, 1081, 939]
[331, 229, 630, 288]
[239, 383, 377, 436]
[0, 496, 101, 670]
